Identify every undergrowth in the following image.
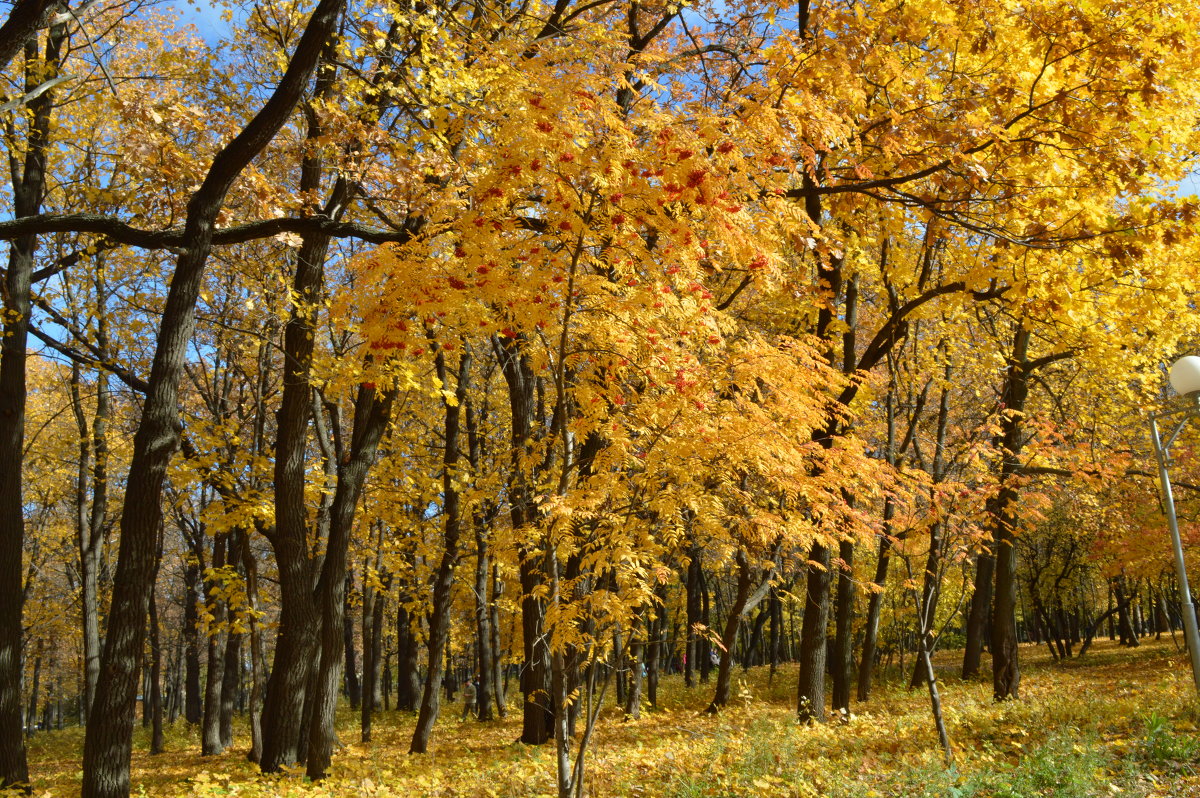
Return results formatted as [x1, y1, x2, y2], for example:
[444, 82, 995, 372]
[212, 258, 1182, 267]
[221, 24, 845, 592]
[7, 638, 1200, 797]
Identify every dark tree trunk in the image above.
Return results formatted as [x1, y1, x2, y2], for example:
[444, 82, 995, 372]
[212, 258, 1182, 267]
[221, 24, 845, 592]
[473, 526, 495, 721]
[220, 629, 240, 750]
[362, 567, 387, 743]
[962, 548, 995, 679]
[70, 352, 109, 725]
[831, 540, 856, 714]
[496, 337, 552, 744]
[24, 642, 40, 735]
[148, 585, 165, 755]
[0, 21, 66, 790]
[623, 616, 643, 719]
[305, 385, 397, 780]
[183, 560, 202, 725]
[202, 534, 229, 755]
[82, 3, 345, 793]
[343, 573, 361, 711]
[707, 552, 753, 712]
[699, 566, 712, 684]
[1114, 577, 1139, 647]
[410, 348, 471, 754]
[684, 543, 702, 688]
[241, 532, 265, 763]
[490, 565, 507, 717]
[395, 603, 421, 712]
[646, 586, 666, 708]
[912, 373, 951, 688]
[991, 325, 1031, 701]
[797, 541, 833, 722]
[858, 499, 896, 701]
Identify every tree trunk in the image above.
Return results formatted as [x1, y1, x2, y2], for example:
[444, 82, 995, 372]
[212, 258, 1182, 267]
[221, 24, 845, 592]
[831, 540, 856, 715]
[82, 5, 345, 793]
[183, 559, 203, 725]
[410, 349, 471, 754]
[962, 548, 994, 679]
[304, 385, 398, 779]
[220, 629, 240, 750]
[991, 324, 1030, 702]
[707, 552, 753, 712]
[684, 543, 702, 688]
[497, 337, 552, 744]
[343, 573, 361, 711]
[858, 498, 896, 701]
[490, 564, 507, 717]
[797, 541, 833, 722]
[148, 585, 165, 755]
[395, 602, 421, 712]
[0, 21, 66, 790]
[202, 534, 228, 755]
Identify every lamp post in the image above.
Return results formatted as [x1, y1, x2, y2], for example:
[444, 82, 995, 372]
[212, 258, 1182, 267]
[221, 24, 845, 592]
[1150, 355, 1200, 697]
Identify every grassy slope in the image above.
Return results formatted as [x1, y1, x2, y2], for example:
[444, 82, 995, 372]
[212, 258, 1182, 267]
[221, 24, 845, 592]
[13, 638, 1200, 797]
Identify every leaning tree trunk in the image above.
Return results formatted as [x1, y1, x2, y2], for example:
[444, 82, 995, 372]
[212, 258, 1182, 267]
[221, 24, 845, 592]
[707, 552, 753, 713]
[305, 385, 398, 780]
[82, 3, 345, 794]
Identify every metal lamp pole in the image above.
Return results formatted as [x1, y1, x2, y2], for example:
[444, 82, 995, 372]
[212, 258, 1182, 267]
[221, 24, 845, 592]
[1150, 389, 1200, 698]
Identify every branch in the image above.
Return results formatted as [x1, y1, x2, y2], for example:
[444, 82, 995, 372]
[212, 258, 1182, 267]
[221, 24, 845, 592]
[0, 213, 417, 248]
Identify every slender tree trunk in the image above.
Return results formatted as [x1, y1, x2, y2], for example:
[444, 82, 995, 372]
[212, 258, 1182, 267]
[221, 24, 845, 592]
[0, 21, 66, 789]
[183, 560, 202, 725]
[831, 539, 856, 715]
[148, 584, 165, 755]
[707, 552, 753, 712]
[991, 325, 1031, 701]
[343, 574, 361, 711]
[497, 338, 552, 744]
[685, 543, 702, 688]
[410, 349, 471, 754]
[202, 535, 229, 755]
[623, 616, 643, 719]
[962, 548, 995, 678]
[24, 642, 41, 735]
[858, 498, 896, 701]
[241, 531, 264, 763]
[304, 385, 397, 779]
[490, 565, 507, 717]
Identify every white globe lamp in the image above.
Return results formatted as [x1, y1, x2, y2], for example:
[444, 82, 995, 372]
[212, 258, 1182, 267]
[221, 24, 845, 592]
[1170, 356, 1200, 396]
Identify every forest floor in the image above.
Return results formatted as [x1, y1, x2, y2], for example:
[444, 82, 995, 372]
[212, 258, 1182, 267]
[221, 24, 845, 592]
[16, 637, 1200, 797]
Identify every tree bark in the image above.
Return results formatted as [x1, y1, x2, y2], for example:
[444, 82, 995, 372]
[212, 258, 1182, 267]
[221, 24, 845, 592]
[962, 548, 995, 679]
[797, 541, 833, 722]
[395, 602, 421, 712]
[343, 573, 361, 711]
[410, 348, 471, 754]
[201, 534, 229, 755]
[0, 19, 66, 790]
[496, 337, 553, 744]
[82, 2, 345, 792]
[707, 552, 753, 712]
[304, 385, 397, 779]
[990, 324, 1030, 701]
[831, 540, 856, 715]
